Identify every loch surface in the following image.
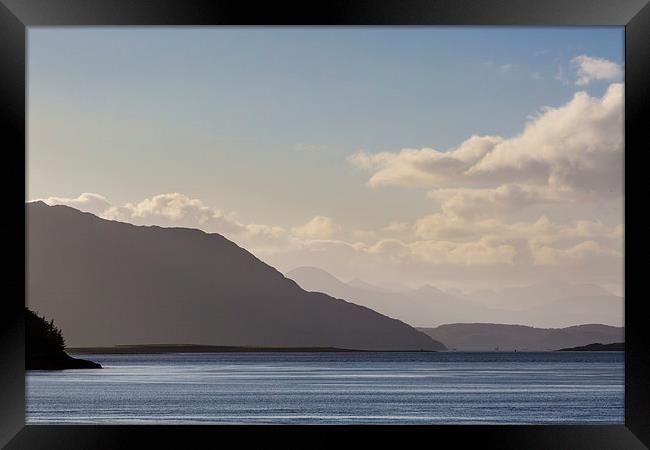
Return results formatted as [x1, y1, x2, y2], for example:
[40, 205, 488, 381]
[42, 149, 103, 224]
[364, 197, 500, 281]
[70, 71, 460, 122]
[26, 351, 624, 424]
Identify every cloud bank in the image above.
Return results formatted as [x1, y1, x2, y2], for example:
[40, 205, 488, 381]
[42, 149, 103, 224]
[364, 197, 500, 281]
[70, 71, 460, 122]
[34, 67, 623, 290]
[36, 188, 622, 289]
[349, 82, 623, 219]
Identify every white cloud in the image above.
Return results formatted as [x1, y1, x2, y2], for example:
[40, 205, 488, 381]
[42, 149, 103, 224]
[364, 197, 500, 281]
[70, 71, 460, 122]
[409, 238, 518, 266]
[367, 239, 410, 262]
[351, 229, 378, 242]
[291, 215, 342, 239]
[240, 223, 290, 252]
[531, 240, 621, 265]
[414, 211, 620, 244]
[469, 83, 623, 196]
[37, 192, 245, 235]
[103, 193, 246, 235]
[36, 191, 621, 269]
[571, 55, 622, 85]
[348, 135, 502, 188]
[363, 235, 519, 266]
[36, 77, 624, 287]
[31, 190, 623, 292]
[282, 213, 621, 269]
[427, 184, 566, 219]
[37, 193, 112, 216]
[349, 83, 623, 209]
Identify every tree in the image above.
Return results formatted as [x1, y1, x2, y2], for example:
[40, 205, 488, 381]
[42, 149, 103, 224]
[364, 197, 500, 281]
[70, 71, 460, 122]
[25, 307, 66, 355]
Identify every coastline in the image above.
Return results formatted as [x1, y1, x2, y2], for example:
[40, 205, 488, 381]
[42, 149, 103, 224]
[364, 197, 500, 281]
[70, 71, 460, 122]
[26, 350, 102, 370]
[65, 344, 449, 354]
[67, 345, 370, 354]
[66, 344, 625, 354]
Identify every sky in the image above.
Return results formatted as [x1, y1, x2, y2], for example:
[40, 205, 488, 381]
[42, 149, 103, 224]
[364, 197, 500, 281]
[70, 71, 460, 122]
[28, 27, 624, 294]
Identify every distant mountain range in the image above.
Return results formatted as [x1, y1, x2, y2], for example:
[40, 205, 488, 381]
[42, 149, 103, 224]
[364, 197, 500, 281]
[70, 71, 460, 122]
[26, 202, 443, 351]
[285, 267, 488, 327]
[286, 267, 623, 328]
[418, 323, 623, 351]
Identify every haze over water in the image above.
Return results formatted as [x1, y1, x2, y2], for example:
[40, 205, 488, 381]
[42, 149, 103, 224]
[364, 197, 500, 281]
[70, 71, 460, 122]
[27, 352, 624, 424]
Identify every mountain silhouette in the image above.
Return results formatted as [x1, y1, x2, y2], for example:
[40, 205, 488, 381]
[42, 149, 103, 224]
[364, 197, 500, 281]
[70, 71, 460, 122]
[286, 266, 623, 328]
[286, 266, 489, 327]
[418, 323, 623, 351]
[26, 202, 443, 351]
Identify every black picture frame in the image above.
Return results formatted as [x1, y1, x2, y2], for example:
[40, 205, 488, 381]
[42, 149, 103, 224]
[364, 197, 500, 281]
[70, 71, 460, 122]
[1, 0, 648, 448]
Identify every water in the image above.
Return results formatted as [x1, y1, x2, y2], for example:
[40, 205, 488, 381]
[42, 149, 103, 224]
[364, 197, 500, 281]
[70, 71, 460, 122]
[26, 352, 624, 424]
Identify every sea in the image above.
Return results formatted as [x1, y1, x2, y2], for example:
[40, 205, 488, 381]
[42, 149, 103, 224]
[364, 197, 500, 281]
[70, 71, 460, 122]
[26, 351, 624, 424]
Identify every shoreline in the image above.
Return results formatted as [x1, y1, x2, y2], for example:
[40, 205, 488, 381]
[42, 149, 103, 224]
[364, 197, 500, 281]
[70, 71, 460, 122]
[66, 344, 625, 355]
[66, 345, 376, 354]
[26, 350, 102, 370]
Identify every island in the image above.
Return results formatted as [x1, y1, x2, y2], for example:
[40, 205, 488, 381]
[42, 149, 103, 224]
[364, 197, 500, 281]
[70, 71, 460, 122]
[558, 342, 624, 351]
[26, 307, 102, 370]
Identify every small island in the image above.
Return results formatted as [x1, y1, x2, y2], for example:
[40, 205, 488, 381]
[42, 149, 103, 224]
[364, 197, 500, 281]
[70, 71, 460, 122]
[26, 307, 102, 370]
[558, 342, 624, 351]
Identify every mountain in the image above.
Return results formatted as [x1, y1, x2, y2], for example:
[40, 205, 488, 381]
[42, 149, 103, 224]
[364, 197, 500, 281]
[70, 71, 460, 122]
[418, 323, 624, 351]
[286, 266, 495, 327]
[285, 267, 356, 299]
[404, 285, 493, 325]
[347, 278, 391, 293]
[286, 267, 623, 328]
[26, 202, 444, 351]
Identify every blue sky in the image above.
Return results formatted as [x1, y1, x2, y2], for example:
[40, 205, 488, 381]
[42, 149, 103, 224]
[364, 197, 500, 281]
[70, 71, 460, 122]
[28, 27, 624, 291]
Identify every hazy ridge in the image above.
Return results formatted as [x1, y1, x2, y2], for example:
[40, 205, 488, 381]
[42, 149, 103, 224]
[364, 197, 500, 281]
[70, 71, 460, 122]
[286, 266, 623, 329]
